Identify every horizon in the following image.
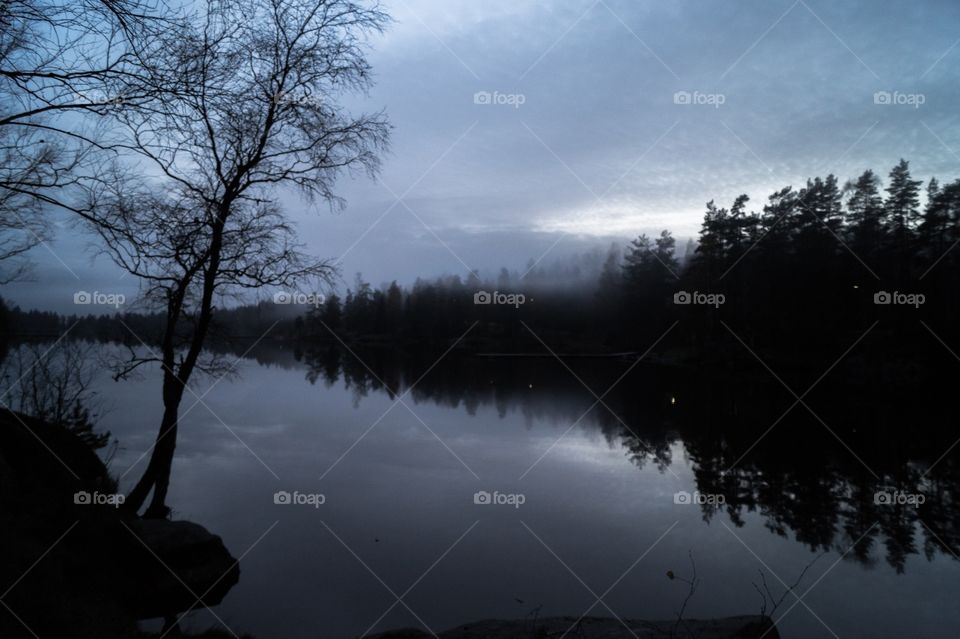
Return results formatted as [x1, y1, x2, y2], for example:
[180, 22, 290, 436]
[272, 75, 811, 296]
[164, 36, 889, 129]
[4, 0, 960, 312]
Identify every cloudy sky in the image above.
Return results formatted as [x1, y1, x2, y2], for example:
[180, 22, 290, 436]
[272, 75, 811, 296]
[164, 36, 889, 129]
[6, 0, 960, 311]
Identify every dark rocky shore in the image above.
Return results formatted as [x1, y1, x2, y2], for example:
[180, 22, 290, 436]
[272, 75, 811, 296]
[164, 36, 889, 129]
[0, 409, 243, 638]
[367, 615, 778, 639]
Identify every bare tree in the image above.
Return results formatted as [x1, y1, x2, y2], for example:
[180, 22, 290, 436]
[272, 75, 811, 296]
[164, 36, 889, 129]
[89, 0, 389, 517]
[0, 138, 49, 282]
[751, 551, 825, 619]
[666, 552, 700, 639]
[0, 0, 171, 277]
[0, 339, 112, 450]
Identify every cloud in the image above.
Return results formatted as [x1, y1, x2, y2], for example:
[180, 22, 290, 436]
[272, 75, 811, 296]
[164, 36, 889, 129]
[13, 0, 960, 310]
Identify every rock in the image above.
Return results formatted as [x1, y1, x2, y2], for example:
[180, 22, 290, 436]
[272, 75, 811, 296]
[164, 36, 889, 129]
[122, 519, 241, 619]
[366, 616, 778, 639]
[1, 410, 242, 635]
[369, 630, 432, 639]
[0, 408, 111, 492]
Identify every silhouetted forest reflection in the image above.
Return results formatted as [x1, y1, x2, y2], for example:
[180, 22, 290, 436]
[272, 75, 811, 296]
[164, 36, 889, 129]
[5, 335, 959, 638]
[302, 344, 960, 574]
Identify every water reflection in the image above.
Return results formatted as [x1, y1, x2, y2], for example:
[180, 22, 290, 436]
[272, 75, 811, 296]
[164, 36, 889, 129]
[301, 344, 960, 574]
[6, 338, 959, 638]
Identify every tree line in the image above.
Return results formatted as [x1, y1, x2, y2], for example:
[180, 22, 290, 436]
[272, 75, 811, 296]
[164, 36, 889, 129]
[6, 156, 957, 372]
[290, 158, 959, 366]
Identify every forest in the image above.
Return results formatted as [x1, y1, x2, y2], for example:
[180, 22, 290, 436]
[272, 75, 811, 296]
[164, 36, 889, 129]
[5, 158, 957, 373]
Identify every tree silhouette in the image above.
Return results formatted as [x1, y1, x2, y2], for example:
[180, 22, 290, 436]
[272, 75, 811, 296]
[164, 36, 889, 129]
[88, 0, 390, 518]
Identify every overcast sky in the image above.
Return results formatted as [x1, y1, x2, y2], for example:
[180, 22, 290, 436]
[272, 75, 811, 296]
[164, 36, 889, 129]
[5, 0, 960, 312]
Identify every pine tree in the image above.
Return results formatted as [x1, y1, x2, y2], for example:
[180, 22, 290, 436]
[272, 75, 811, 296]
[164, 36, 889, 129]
[885, 159, 922, 240]
[725, 194, 754, 257]
[692, 200, 728, 278]
[623, 234, 655, 285]
[845, 170, 886, 257]
[795, 176, 842, 252]
[654, 229, 679, 274]
[919, 178, 960, 259]
[319, 294, 342, 330]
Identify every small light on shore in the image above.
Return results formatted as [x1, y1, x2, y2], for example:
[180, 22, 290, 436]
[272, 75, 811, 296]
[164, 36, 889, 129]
[670, 396, 676, 405]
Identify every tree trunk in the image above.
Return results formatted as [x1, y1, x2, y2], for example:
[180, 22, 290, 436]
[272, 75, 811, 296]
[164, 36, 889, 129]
[122, 370, 184, 518]
[144, 406, 178, 519]
[123, 200, 227, 518]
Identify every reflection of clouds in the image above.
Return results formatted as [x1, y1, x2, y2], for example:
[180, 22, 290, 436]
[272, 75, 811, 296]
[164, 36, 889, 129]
[93, 349, 960, 639]
[534, 433, 635, 468]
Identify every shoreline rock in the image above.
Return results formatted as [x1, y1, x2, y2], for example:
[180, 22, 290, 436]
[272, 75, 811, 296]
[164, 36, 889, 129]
[366, 615, 779, 639]
[1, 409, 241, 637]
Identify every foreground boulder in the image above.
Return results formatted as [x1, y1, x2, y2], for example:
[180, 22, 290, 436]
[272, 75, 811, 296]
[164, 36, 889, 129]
[0, 408, 111, 492]
[367, 615, 778, 639]
[121, 519, 241, 619]
[1, 409, 241, 637]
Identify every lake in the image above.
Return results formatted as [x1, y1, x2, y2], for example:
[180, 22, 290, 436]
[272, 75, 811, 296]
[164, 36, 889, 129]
[92, 343, 959, 639]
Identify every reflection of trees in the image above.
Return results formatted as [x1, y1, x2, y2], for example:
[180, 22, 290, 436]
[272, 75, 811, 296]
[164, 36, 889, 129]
[671, 377, 960, 574]
[0, 340, 113, 451]
[302, 346, 960, 573]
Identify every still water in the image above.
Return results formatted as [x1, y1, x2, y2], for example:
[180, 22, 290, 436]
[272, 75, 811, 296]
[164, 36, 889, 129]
[96, 345, 959, 639]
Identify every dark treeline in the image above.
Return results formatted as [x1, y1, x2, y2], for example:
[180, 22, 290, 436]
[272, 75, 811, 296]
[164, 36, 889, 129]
[299, 158, 960, 369]
[299, 343, 960, 574]
[0, 297, 304, 344]
[671, 158, 960, 358]
[4, 159, 959, 375]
